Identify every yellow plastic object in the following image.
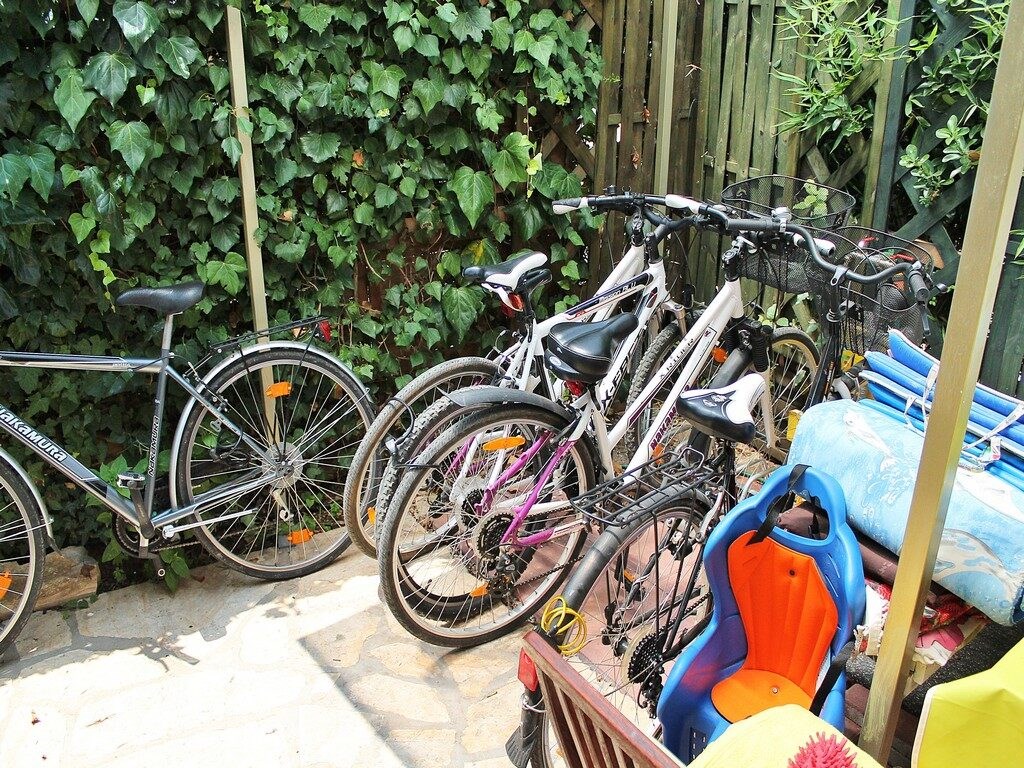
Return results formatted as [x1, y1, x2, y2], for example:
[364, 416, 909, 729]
[367, 506, 376, 524]
[840, 349, 864, 372]
[266, 381, 292, 398]
[786, 409, 803, 443]
[0, 571, 10, 600]
[688, 704, 882, 768]
[287, 528, 312, 545]
[469, 583, 489, 598]
[912, 636, 1024, 768]
[539, 596, 587, 657]
[482, 436, 526, 452]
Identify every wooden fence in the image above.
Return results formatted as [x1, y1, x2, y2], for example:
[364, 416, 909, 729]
[587, 0, 1023, 394]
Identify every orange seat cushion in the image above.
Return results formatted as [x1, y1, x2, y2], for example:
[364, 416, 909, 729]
[711, 669, 811, 722]
[710, 530, 840, 723]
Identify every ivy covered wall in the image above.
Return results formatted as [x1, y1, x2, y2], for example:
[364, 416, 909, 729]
[0, 0, 601, 551]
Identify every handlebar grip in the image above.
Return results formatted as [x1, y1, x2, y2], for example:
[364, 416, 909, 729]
[552, 198, 587, 215]
[664, 194, 703, 214]
[908, 269, 930, 302]
[793, 232, 837, 258]
[724, 218, 782, 234]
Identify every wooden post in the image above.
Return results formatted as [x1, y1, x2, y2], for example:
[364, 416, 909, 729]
[858, 0, 1024, 757]
[226, 6, 270, 338]
[653, 0, 680, 195]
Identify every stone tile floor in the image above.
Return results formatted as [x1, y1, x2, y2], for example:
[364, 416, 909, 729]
[0, 551, 522, 767]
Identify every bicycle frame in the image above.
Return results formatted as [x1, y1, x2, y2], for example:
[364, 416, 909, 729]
[0, 319, 278, 538]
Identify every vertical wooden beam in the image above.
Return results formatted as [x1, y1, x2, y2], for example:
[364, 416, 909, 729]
[863, 0, 915, 228]
[653, 0, 680, 194]
[226, 6, 270, 337]
[858, 0, 1024, 758]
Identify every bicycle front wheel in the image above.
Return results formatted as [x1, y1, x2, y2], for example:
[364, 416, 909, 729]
[531, 490, 713, 768]
[755, 328, 819, 462]
[173, 345, 374, 580]
[378, 405, 597, 647]
[342, 357, 500, 559]
[0, 455, 46, 657]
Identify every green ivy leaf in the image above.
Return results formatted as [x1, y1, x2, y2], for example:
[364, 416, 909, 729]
[125, 198, 155, 229]
[76, 0, 99, 25]
[0, 155, 30, 201]
[211, 176, 240, 203]
[300, 132, 341, 163]
[475, 100, 502, 132]
[221, 137, 243, 166]
[275, 157, 299, 186]
[22, 143, 56, 201]
[412, 77, 445, 115]
[441, 285, 480, 339]
[491, 17, 513, 52]
[113, 1, 160, 52]
[54, 68, 97, 132]
[528, 35, 556, 68]
[414, 34, 440, 58]
[353, 201, 375, 225]
[451, 7, 491, 43]
[437, 3, 459, 24]
[69, 212, 97, 243]
[492, 149, 526, 190]
[448, 166, 493, 228]
[394, 25, 416, 53]
[354, 316, 383, 338]
[208, 65, 230, 93]
[107, 120, 151, 173]
[369, 64, 405, 99]
[203, 253, 247, 295]
[83, 52, 137, 106]
[157, 36, 201, 78]
[463, 46, 492, 80]
[298, 3, 334, 33]
[375, 183, 398, 208]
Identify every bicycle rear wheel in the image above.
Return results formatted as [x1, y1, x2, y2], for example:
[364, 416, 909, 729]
[378, 405, 596, 647]
[530, 488, 715, 768]
[0, 455, 46, 657]
[173, 345, 374, 579]
[342, 357, 499, 558]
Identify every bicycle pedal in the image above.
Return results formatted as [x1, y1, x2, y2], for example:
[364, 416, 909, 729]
[117, 472, 147, 490]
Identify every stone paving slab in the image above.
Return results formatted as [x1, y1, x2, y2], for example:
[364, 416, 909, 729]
[0, 551, 523, 768]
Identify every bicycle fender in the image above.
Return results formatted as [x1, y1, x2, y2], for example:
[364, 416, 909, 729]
[0, 448, 54, 543]
[446, 385, 574, 422]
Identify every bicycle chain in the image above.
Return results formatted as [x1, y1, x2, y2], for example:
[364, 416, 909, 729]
[113, 516, 200, 557]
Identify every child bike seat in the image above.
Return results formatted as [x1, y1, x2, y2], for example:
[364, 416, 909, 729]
[676, 373, 764, 444]
[544, 314, 639, 384]
[463, 251, 548, 290]
[115, 281, 205, 315]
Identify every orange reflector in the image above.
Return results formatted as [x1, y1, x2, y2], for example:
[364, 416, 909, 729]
[622, 568, 636, 583]
[712, 346, 728, 364]
[0, 572, 10, 600]
[652, 444, 665, 461]
[482, 436, 525, 452]
[266, 382, 292, 398]
[367, 506, 376, 524]
[287, 529, 313, 545]
[470, 583, 489, 597]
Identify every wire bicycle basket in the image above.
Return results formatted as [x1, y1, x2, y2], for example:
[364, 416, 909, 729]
[569, 447, 718, 529]
[807, 226, 935, 357]
[720, 175, 856, 294]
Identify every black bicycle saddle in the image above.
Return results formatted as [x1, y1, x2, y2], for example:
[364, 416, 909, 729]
[544, 313, 639, 384]
[115, 281, 205, 315]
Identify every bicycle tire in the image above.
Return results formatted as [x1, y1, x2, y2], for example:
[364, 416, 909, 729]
[343, 357, 500, 558]
[0, 454, 46, 658]
[172, 345, 374, 580]
[378, 404, 597, 648]
[531, 489, 714, 768]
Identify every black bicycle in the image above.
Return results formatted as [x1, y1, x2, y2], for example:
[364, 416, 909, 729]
[0, 280, 374, 656]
